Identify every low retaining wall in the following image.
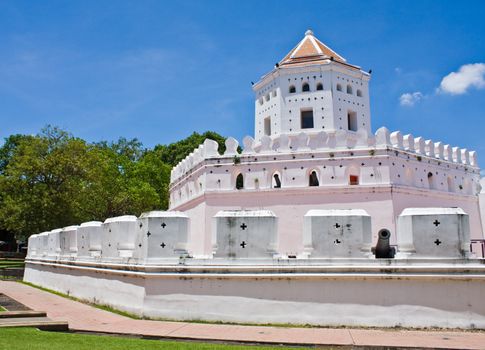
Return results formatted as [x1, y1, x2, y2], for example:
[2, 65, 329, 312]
[24, 260, 485, 329]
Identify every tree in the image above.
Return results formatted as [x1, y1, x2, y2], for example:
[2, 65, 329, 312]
[154, 131, 227, 167]
[0, 127, 228, 240]
[0, 134, 35, 175]
[0, 126, 93, 238]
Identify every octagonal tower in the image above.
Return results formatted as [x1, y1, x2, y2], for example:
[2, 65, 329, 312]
[253, 30, 371, 142]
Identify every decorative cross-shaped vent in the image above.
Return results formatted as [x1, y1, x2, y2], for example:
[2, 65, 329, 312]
[334, 239, 341, 244]
[334, 223, 341, 229]
[434, 239, 442, 246]
[240, 223, 247, 230]
[161, 222, 166, 228]
[240, 241, 247, 248]
[433, 220, 440, 227]
[160, 242, 166, 248]
[147, 231, 151, 237]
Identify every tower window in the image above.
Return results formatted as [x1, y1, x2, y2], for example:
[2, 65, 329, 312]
[289, 85, 296, 93]
[316, 83, 323, 91]
[356, 89, 362, 97]
[347, 111, 358, 132]
[264, 117, 271, 136]
[301, 110, 314, 129]
[347, 85, 353, 94]
[336, 84, 342, 92]
[265, 93, 270, 101]
[302, 82, 310, 92]
[272, 90, 277, 97]
[309, 171, 319, 186]
[236, 173, 244, 190]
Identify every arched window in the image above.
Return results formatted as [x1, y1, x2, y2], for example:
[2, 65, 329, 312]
[346, 85, 353, 94]
[356, 89, 362, 97]
[336, 84, 342, 92]
[265, 93, 270, 101]
[258, 97, 263, 105]
[236, 173, 244, 190]
[309, 171, 319, 186]
[427, 172, 434, 190]
[302, 82, 310, 92]
[272, 90, 277, 97]
[289, 85, 296, 93]
[272, 172, 282, 188]
[316, 83, 323, 91]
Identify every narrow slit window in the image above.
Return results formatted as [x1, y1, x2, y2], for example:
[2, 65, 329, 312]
[273, 173, 281, 188]
[347, 111, 358, 132]
[427, 172, 434, 189]
[264, 117, 271, 136]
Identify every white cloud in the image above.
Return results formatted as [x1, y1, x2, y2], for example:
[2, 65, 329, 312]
[438, 63, 485, 95]
[399, 91, 423, 106]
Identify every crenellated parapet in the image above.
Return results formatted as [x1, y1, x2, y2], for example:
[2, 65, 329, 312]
[168, 128, 480, 209]
[171, 128, 478, 184]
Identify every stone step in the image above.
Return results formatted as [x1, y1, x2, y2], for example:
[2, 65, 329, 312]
[0, 311, 47, 318]
[0, 316, 68, 331]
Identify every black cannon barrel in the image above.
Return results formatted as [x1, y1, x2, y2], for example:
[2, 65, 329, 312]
[373, 228, 395, 258]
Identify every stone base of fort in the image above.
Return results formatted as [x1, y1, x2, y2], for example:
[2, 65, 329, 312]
[24, 259, 485, 329]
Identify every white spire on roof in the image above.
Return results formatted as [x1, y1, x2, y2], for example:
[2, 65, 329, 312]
[305, 29, 314, 36]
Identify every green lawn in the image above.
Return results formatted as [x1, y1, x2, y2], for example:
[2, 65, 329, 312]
[0, 328, 311, 350]
[0, 259, 25, 269]
[0, 306, 6, 312]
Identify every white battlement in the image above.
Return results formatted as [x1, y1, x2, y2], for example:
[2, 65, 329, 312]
[171, 128, 477, 184]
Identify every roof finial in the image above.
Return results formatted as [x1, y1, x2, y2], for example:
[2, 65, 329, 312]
[305, 29, 314, 36]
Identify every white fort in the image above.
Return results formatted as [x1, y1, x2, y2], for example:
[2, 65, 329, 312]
[25, 30, 485, 329]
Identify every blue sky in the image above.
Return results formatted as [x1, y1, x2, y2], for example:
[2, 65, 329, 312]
[1, 1, 485, 163]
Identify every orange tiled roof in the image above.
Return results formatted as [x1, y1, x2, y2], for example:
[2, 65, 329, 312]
[279, 30, 349, 67]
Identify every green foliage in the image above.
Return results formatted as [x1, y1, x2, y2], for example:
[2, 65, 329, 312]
[0, 126, 226, 240]
[154, 131, 227, 166]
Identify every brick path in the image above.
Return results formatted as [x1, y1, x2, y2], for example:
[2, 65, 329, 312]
[1, 281, 484, 349]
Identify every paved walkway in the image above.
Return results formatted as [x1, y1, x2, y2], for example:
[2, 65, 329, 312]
[1, 281, 484, 349]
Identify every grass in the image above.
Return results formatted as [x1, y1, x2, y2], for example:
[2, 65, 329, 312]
[0, 328, 313, 350]
[0, 259, 25, 269]
[0, 305, 6, 312]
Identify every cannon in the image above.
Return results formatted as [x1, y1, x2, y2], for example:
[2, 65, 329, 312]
[372, 229, 395, 258]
